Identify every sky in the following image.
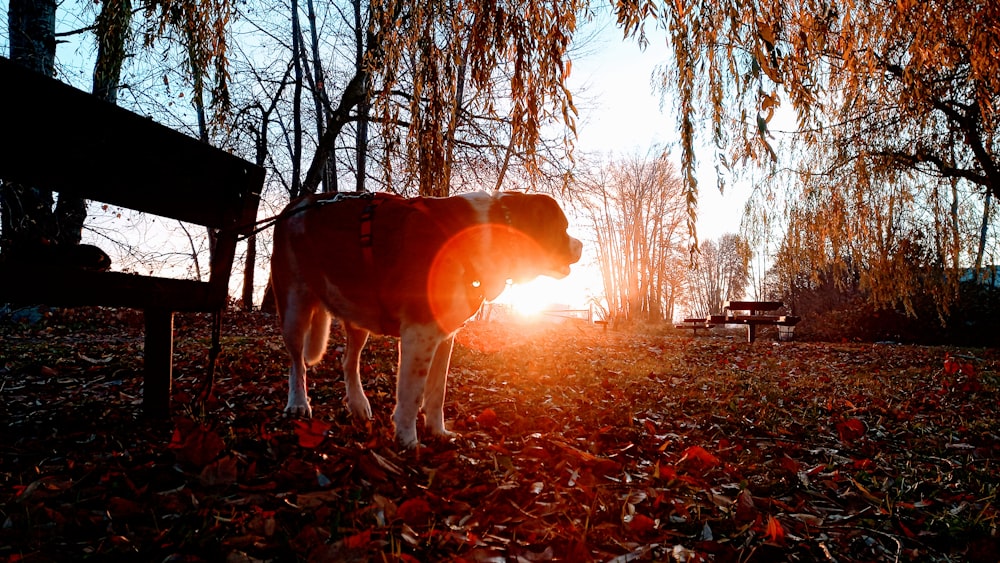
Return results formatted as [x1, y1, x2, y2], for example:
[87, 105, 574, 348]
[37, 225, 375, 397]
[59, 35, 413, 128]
[494, 15, 752, 314]
[566, 17, 750, 243]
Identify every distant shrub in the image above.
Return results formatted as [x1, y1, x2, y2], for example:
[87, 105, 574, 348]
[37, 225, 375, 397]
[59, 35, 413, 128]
[791, 284, 999, 345]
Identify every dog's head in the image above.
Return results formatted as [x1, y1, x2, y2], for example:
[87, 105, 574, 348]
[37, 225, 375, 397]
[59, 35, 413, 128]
[493, 191, 583, 283]
[423, 191, 583, 328]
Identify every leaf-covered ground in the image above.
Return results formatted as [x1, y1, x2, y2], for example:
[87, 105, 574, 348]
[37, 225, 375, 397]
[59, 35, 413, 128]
[2, 309, 999, 562]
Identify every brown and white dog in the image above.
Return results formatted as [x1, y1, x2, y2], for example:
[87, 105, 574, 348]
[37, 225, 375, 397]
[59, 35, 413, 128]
[270, 191, 582, 448]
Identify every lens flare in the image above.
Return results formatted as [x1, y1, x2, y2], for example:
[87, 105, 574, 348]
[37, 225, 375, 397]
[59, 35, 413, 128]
[426, 224, 544, 331]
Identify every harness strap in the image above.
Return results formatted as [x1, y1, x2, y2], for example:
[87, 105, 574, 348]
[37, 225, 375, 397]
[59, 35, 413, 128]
[235, 190, 378, 241]
[359, 195, 386, 275]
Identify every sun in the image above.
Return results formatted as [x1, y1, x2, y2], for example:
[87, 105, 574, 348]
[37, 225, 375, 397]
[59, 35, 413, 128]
[502, 280, 555, 316]
[493, 263, 604, 320]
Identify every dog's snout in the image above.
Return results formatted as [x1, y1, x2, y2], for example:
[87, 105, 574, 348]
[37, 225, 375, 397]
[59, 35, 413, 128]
[569, 237, 583, 263]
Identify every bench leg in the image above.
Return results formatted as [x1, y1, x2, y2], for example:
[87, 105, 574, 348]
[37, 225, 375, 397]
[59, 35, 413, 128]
[143, 308, 174, 417]
[746, 324, 756, 343]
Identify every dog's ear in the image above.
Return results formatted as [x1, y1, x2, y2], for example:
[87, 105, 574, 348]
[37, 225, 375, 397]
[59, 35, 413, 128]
[499, 192, 570, 238]
[499, 192, 574, 257]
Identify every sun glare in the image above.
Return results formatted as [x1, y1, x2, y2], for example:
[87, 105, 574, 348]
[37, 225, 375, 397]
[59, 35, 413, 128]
[493, 264, 604, 321]
[504, 281, 554, 316]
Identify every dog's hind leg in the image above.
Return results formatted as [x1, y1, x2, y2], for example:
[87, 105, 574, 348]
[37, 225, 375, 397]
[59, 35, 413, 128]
[343, 323, 373, 420]
[422, 335, 456, 439]
[280, 291, 320, 417]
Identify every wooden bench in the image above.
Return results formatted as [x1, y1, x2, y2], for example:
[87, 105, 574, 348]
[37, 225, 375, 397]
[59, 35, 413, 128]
[0, 57, 264, 417]
[709, 301, 800, 343]
[675, 317, 715, 335]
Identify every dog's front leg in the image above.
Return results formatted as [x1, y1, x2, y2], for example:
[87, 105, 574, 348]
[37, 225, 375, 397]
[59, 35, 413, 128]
[393, 324, 439, 448]
[286, 358, 312, 417]
[423, 335, 455, 439]
[282, 308, 314, 418]
[343, 323, 373, 420]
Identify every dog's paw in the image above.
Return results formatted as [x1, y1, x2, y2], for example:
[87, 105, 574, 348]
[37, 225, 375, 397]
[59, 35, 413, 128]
[424, 419, 455, 440]
[427, 428, 458, 444]
[346, 393, 373, 420]
[284, 399, 313, 418]
[395, 428, 420, 450]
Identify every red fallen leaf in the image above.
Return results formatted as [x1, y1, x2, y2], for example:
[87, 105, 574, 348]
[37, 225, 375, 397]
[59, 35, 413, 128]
[565, 539, 591, 561]
[200, 455, 239, 486]
[943, 354, 975, 377]
[896, 518, 917, 539]
[293, 419, 331, 448]
[765, 515, 785, 544]
[629, 513, 656, 535]
[643, 419, 658, 434]
[107, 496, 144, 518]
[654, 461, 678, 481]
[397, 497, 432, 526]
[944, 355, 960, 375]
[679, 445, 720, 468]
[958, 377, 983, 393]
[169, 417, 224, 468]
[836, 418, 867, 444]
[342, 529, 372, 549]
[852, 457, 876, 470]
[475, 407, 499, 428]
[590, 457, 622, 476]
[778, 455, 801, 474]
[291, 525, 331, 555]
[521, 445, 550, 459]
[733, 489, 757, 523]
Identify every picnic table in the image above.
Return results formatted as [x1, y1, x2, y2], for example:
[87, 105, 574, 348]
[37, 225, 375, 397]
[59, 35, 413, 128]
[674, 317, 716, 335]
[708, 301, 800, 343]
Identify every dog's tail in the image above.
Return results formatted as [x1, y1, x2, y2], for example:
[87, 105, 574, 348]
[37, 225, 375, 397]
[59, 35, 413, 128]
[304, 308, 332, 366]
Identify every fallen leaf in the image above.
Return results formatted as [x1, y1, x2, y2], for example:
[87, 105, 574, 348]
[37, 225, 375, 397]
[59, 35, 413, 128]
[200, 455, 239, 486]
[679, 445, 720, 468]
[836, 417, 867, 444]
[476, 407, 499, 428]
[169, 417, 225, 468]
[765, 515, 785, 544]
[397, 497, 432, 526]
[628, 513, 656, 535]
[293, 419, 331, 448]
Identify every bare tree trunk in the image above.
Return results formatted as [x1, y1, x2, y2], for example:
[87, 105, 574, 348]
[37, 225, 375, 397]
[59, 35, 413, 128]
[243, 111, 267, 310]
[300, 0, 407, 195]
[354, 0, 368, 193]
[305, 0, 335, 193]
[2, 0, 57, 255]
[91, 0, 130, 105]
[291, 0, 304, 198]
[242, 233, 257, 310]
[244, 63, 290, 310]
[53, 0, 133, 247]
[950, 178, 961, 274]
[975, 191, 991, 273]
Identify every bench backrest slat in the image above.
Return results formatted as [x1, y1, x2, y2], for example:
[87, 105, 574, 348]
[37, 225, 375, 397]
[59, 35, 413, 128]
[0, 57, 264, 231]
